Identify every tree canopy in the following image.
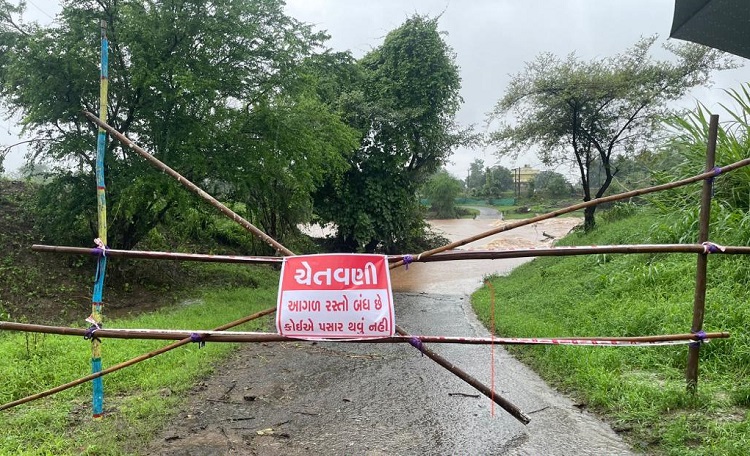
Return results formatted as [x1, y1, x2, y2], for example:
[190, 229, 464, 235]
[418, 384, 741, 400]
[488, 36, 733, 231]
[532, 170, 571, 198]
[313, 15, 470, 253]
[464, 159, 513, 198]
[424, 169, 463, 218]
[465, 159, 485, 193]
[0, 0, 357, 250]
[483, 165, 513, 197]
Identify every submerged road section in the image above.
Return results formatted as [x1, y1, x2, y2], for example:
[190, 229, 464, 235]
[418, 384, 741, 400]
[150, 216, 633, 455]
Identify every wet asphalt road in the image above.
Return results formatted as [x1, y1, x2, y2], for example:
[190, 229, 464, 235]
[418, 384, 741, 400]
[152, 212, 633, 455]
[152, 292, 633, 455]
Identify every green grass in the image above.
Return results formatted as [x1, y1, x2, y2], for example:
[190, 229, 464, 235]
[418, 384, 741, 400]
[491, 203, 585, 220]
[473, 210, 750, 455]
[0, 264, 279, 455]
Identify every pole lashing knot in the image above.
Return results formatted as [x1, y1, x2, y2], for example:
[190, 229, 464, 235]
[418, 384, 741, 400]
[190, 332, 206, 348]
[83, 324, 101, 342]
[689, 330, 708, 348]
[408, 336, 425, 356]
[93, 238, 108, 257]
[701, 242, 726, 254]
[403, 254, 414, 270]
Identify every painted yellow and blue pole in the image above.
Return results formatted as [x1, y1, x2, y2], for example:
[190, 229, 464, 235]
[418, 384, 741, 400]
[90, 19, 109, 419]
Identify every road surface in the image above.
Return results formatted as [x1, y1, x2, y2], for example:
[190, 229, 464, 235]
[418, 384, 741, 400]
[149, 214, 633, 455]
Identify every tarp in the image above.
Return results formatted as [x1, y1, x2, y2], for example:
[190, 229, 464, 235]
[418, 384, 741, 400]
[671, 0, 750, 59]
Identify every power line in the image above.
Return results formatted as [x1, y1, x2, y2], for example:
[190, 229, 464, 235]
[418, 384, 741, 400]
[25, 0, 56, 21]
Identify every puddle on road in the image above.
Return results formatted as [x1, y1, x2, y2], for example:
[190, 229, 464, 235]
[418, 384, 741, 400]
[390, 217, 581, 295]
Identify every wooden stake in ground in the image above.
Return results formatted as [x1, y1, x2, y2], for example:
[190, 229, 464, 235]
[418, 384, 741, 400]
[686, 114, 719, 391]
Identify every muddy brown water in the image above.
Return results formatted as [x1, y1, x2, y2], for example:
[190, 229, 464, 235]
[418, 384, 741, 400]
[150, 214, 635, 455]
[391, 217, 581, 295]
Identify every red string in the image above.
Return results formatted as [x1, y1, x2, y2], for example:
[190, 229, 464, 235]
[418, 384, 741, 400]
[485, 281, 496, 417]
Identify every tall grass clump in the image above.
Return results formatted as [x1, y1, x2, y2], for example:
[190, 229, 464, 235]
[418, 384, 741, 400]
[651, 85, 750, 247]
[473, 86, 750, 455]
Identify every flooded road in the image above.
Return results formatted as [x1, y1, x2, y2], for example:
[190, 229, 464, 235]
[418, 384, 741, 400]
[392, 214, 582, 295]
[152, 212, 635, 455]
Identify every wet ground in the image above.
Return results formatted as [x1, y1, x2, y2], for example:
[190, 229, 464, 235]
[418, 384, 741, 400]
[150, 213, 634, 455]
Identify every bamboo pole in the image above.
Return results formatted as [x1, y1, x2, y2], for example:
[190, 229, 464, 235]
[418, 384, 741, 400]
[397, 323, 531, 424]
[32, 244, 284, 264]
[78, 114, 530, 423]
[389, 155, 750, 269]
[90, 20, 109, 418]
[82, 111, 293, 256]
[1, 321, 727, 346]
[686, 114, 719, 391]
[32, 243, 750, 266]
[400, 244, 746, 261]
[0, 308, 276, 412]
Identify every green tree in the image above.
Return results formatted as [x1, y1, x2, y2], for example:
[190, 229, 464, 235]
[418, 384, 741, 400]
[424, 169, 463, 218]
[0, 0, 354, 250]
[488, 36, 733, 231]
[586, 154, 655, 195]
[211, 75, 357, 243]
[483, 165, 513, 197]
[314, 15, 470, 252]
[532, 170, 571, 198]
[466, 158, 486, 194]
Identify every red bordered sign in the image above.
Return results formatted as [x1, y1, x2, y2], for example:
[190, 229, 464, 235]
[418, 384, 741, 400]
[276, 254, 395, 340]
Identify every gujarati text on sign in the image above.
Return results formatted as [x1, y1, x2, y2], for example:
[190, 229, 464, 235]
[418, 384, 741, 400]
[276, 254, 395, 340]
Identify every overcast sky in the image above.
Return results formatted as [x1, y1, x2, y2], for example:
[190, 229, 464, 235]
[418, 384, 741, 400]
[3, 0, 750, 180]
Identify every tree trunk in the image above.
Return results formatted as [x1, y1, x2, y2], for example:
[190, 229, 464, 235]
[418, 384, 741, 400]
[583, 206, 596, 232]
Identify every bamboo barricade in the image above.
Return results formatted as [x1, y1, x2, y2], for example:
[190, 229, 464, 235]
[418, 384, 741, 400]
[19, 112, 746, 416]
[687, 114, 719, 390]
[80, 112, 529, 423]
[32, 243, 750, 265]
[0, 322, 729, 346]
[0, 308, 276, 412]
[90, 20, 109, 419]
